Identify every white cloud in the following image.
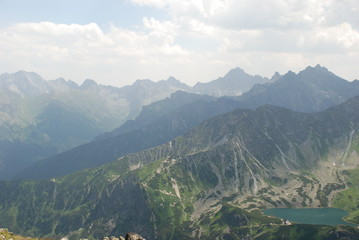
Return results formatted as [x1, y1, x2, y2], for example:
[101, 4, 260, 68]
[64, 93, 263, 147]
[130, 0, 334, 29]
[130, 0, 227, 17]
[0, 21, 192, 85]
[127, 0, 359, 80]
[130, 0, 168, 9]
[297, 23, 359, 52]
[0, 0, 359, 86]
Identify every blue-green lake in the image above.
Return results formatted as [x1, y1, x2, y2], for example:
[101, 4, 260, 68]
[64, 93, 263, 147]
[264, 208, 357, 227]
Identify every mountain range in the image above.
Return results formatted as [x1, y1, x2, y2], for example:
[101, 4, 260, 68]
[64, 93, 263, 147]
[238, 64, 359, 112]
[0, 72, 190, 179]
[1, 93, 359, 239]
[1, 65, 359, 239]
[192, 67, 270, 97]
[0, 67, 274, 179]
[12, 64, 359, 181]
[16, 92, 244, 180]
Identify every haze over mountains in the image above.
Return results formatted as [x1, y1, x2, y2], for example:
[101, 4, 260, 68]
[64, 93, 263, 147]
[0, 67, 270, 179]
[1, 64, 357, 181]
[1, 90, 359, 239]
[0, 72, 190, 179]
[17, 93, 244, 180]
[1, 65, 359, 239]
[192, 67, 270, 97]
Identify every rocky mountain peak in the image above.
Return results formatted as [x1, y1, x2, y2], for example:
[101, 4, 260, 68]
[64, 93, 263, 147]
[163, 76, 189, 89]
[165, 76, 178, 82]
[314, 63, 328, 71]
[270, 71, 282, 81]
[281, 70, 297, 80]
[192, 67, 269, 97]
[80, 79, 98, 89]
[132, 79, 154, 87]
[301, 64, 330, 75]
[223, 67, 246, 78]
[13, 70, 43, 81]
[0, 70, 50, 96]
[49, 78, 79, 90]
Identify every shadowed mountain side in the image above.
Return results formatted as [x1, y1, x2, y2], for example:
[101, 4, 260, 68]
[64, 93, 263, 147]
[0, 141, 56, 179]
[16, 97, 243, 180]
[95, 91, 215, 140]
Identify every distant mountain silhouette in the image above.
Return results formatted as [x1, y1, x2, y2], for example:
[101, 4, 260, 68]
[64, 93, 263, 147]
[238, 64, 359, 112]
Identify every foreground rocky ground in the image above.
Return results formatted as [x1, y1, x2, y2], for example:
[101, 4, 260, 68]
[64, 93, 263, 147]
[0, 229, 145, 240]
[100, 233, 145, 240]
[0, 228, 53, 240]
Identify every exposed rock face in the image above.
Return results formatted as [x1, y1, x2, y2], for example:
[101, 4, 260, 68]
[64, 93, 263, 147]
[125, 232, 145, 240]
[0, 228, 41, 240]
[102, 235, 124, 240]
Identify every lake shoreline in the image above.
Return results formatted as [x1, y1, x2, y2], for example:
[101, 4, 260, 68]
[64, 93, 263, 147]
[263, 207, 357, 227]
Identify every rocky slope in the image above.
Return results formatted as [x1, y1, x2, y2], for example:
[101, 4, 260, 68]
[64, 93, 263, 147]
[0, 228, 51, 240]
[16, 92, 242, 179]
[1, 95, 359, 239]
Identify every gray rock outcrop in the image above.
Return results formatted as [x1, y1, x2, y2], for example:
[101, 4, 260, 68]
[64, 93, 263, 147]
[125, 232, 145, 240]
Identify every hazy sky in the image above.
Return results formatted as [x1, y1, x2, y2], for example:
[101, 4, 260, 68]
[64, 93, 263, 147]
[0, 0, 358, 87]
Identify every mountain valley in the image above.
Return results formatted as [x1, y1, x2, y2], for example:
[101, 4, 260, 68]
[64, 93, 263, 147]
[1, 93, 359, 239]
[12, 65, 359, 181]
[1, 65, 359, 240]
[0, 72, 190, 179]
